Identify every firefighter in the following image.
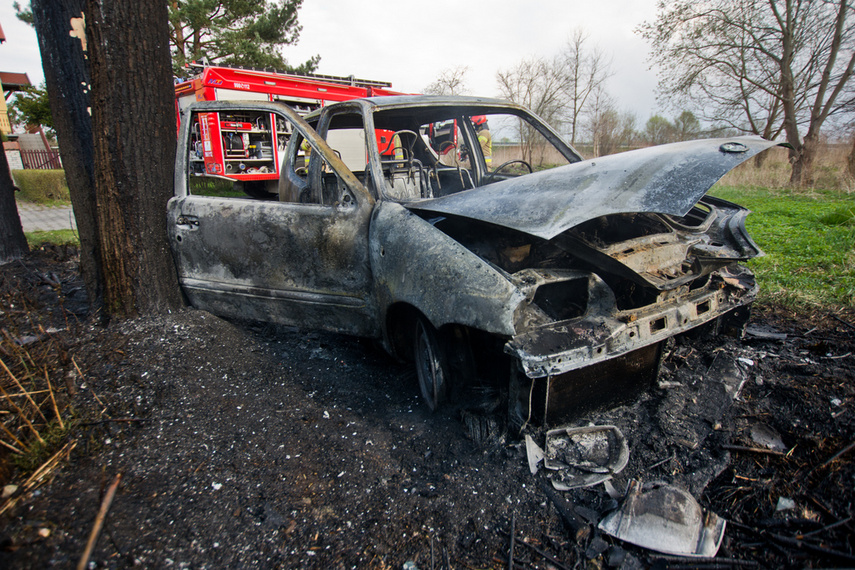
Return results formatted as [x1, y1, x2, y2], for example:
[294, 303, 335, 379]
[300, 137, 311, 170]
[471, 115, 492, 168]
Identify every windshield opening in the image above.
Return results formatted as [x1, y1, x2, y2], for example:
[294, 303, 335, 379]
[369, 107, 578, 201]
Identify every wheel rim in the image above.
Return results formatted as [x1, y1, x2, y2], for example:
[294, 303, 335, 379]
[415, 320, 444, 411]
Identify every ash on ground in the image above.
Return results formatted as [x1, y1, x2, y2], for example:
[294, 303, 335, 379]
[1, 249, 853, 568]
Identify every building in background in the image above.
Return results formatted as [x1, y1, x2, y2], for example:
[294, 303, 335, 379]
[0, 71, 32, 135]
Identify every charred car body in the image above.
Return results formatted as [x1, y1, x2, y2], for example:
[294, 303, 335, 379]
[169, 96, 775, 428]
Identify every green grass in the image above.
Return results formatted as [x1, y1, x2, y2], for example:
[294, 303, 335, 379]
[189, 176, 243, 197]
[11, 170, 71, 205]
[12, 419, 74, 474]
[710, 185, 855, 310]
[25, 229, 80, 248]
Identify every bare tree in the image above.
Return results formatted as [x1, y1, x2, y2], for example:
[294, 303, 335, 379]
[86, 0, 184, 318]
[496, 56, 568, 125]
[641, 0, 855, 186]
[642, 3, 786, 143]
[584, 86, 616, 156]
[587, 105, 638, 157]
[497, 56, 568, 163]
[423, 66, 470, 95]
[562, 28, 613, 145]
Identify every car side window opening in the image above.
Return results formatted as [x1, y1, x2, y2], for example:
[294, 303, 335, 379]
[311, 112, 367, 207]
[187, 109, 295, 200]
[185, 105, 578, 205]
[276, 130, 355, 207]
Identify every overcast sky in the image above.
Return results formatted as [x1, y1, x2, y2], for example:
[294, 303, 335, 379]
[0, 0, 663, 120]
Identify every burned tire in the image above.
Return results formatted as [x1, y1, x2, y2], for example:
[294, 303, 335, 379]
[413, 317, 450, 411]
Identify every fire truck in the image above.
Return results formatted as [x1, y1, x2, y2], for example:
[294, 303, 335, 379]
[174, 64, 404, 197]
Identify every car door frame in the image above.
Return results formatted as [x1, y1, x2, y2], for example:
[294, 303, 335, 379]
[168, 101, 380, 337]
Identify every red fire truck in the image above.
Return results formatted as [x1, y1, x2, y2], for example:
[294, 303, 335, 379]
[175, 64, 404, 197]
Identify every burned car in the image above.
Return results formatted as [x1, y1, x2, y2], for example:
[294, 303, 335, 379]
[168, 96, 775, 428]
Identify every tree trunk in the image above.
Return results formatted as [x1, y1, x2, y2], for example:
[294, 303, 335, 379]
[31, 0, 102, 308]
[86, 0, 184, 318]
[790, 131, 819, 187]
[0, 151, 28, 264]
[848, 134, 855, 179]
[753, 121, 779, 169]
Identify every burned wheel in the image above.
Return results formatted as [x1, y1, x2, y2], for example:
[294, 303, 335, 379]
[413, 317, 449, 411]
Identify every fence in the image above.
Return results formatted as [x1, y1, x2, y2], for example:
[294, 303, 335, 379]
[20, 149, 62, 170]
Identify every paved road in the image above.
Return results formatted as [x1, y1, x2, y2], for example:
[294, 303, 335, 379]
[15, 202, 77, 232]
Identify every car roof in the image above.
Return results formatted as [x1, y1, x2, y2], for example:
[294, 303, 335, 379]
[305, 95, 529, 123]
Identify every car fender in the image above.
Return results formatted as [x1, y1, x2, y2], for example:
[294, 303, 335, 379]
[370, 201, 525, 337]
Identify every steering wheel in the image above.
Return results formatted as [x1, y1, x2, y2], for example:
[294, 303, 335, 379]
[483, 159, 533, 183]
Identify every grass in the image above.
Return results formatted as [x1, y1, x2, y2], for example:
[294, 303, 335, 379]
[11, 170, 71, 205]
[189, 176, 243, 197]
[25, 230, 80, 248]
[12, 418, 75, 474]
[709, 184, 855, 310]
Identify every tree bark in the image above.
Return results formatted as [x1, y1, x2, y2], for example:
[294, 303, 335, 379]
[0, 151, 29, 264]
[790, 131, 819, 187]
[86, 0, 184, 318]
[31, 0, 102, 307]
[848, 134, 855, 179]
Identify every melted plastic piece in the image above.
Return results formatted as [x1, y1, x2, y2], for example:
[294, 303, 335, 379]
[598, 480, 726, 557]
[543, 425, 629, 490]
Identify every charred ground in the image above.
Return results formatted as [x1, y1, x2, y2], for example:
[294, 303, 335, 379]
[0, 248, 853, 569]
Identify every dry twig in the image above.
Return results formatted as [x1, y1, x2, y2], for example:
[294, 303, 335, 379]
[0, 439, 24, 454]
[77, 472, 122, 570]
[73, 356, 107, 416]
[722, 444, 786, 457]
[45, 368, 64, 429]
[507, 512, 515, 569]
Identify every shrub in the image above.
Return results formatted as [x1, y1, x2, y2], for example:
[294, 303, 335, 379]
[11, 170, 70, 204]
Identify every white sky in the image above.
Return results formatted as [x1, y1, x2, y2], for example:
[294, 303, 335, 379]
[0, 0, 663, 119]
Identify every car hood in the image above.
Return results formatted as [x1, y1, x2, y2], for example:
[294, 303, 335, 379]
[406, 136, 779, 240]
